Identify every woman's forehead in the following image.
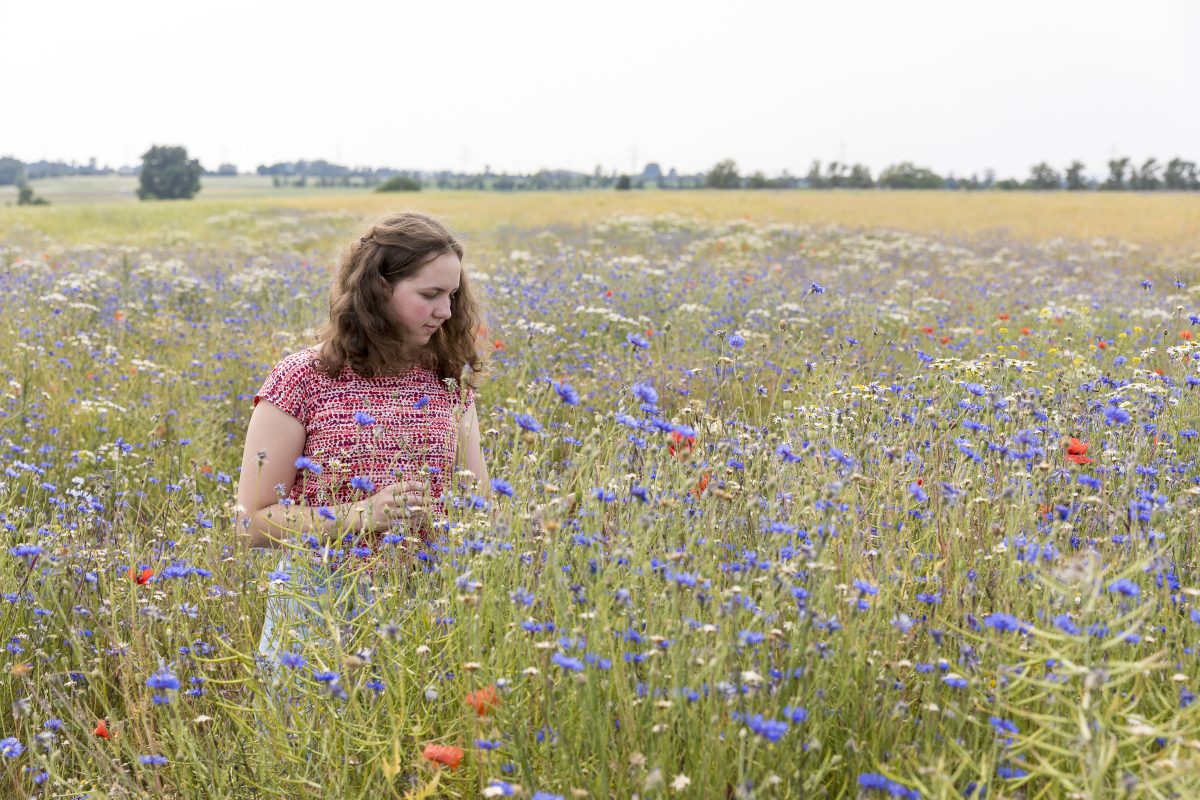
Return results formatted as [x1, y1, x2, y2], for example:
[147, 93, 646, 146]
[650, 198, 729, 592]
[410, 252, 461, 287]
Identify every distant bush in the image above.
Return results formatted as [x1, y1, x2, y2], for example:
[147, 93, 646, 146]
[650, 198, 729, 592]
[16, 181, 49, 205]
[376, 176, 422, 193]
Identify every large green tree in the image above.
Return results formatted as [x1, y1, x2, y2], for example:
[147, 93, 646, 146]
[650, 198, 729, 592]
[877, 162, 944, 189]
[706, 159, 741, 189]
[0, 156, 24, 186]
[138, 145, 202, 200]
[1065, 161, 1087, 190]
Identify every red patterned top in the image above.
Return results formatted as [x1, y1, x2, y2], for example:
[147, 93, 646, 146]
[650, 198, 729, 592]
[253, 348, 474, 511]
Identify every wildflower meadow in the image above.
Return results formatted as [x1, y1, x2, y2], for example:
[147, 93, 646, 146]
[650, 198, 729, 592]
[3, 202, 1200, 798]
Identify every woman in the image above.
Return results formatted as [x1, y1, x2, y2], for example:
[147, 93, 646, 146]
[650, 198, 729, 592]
[235, 211, 488, 661]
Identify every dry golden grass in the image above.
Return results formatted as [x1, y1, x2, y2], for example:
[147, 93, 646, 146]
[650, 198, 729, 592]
[4, 184, 1200, 255]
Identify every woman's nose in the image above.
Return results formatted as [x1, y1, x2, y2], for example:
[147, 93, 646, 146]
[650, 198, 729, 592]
[433, 297, 452, 319]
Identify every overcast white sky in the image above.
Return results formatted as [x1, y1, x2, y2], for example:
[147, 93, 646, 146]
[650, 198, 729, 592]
[3, 1, 1198, 179]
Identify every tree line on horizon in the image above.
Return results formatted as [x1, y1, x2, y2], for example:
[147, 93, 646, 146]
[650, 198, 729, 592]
[706, 157, 1200, 190]
[5, 149, 1200, 203]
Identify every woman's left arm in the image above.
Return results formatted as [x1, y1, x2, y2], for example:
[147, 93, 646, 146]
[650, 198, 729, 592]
[457, 404, 490, 494]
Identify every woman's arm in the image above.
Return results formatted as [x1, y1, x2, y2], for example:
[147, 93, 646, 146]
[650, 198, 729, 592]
[456, 403, 490, 495]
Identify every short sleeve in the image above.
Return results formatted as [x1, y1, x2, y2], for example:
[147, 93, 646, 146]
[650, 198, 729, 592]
[253, 350, 318, 426]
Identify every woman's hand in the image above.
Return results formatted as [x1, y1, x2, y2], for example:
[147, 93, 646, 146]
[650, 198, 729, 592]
[359, 481, 431, 531]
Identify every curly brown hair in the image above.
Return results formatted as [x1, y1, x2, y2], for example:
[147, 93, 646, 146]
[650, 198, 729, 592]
[314, 212, 485, 391]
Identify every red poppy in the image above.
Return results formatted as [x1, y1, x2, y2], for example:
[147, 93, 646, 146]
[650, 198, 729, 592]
[692, 472, 711, 497]
[493, 339, 505, 351]
[1181, 330, 1194, 341]
[422, 744, 464, 769]
[667, 431, 695, 457]
[997, 312, 1010, 321]
[1096, 340, 1108, 350]
[1065, 438, 1093, 465]
[940, 336, 952, 345]
[604, 290, 613, 298]
[921, 326, 935, 335]
[465, 685, 499, 716]
[1020, 327, 1031, 335]
[129, 567, 153, 585]
[94, 719, 111, 739]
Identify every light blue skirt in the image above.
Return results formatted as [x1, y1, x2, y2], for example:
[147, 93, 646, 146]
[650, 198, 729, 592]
[257, 554, 379, 664]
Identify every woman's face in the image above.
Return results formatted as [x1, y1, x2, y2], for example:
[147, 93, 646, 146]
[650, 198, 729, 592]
[386, 251, 462, 347]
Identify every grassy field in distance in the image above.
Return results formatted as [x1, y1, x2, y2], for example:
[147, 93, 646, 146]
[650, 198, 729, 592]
[3, 175, 1200, 257]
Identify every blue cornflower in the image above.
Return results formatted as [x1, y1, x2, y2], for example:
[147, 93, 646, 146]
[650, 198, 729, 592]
[942, 675, 969, 689]
[353, 411, 375, 427]
[266, 569, 290, 582]
[552, 380, 579, 405]
[857, 772, 920, 798]
[145, 666, 180, 692]
[1104, 405, 1131, 425]
[777, 443, 803, 463]
[9, 544, 42, 559]
[808, 282, 825, 295]
[853, 579, 879, 596]
[1052, 614, 1080, 635]
[487, 782, 518, 797]
[593, 488, 616, 502]
[0, 737, 23, 758]
[909, 482, 928, 502]
[490, 478, 514, 498]
[551, 652, 585, 672]
[989, 716, 1019, 736]
[509, 587, 535, 606]
[312, 670, 339, 684]
[728, 334, 746, 349]
[294, 456, 322, 475]
[138, 754, 168, 766]
[739, 713, 788, 742]
[317, 507, 336, 522]
[983, 613, 1026, 633]
[738, 630, 766, 646]
[828, 447, 854, 467]
[626, 333, 649, 349]
[349, 475, 376, 493]
[475, 739, 503, 751]
[532, 793, 565, 800]
[1107, 578, 1140, 597]
[1139, 279, 1152, 290]
[515, 413, 542, 432]
[783, 706, 808, 723]
[414, 396, 430, 410]
[279, 651, 306, 669]
[631, 381, 658, 406]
